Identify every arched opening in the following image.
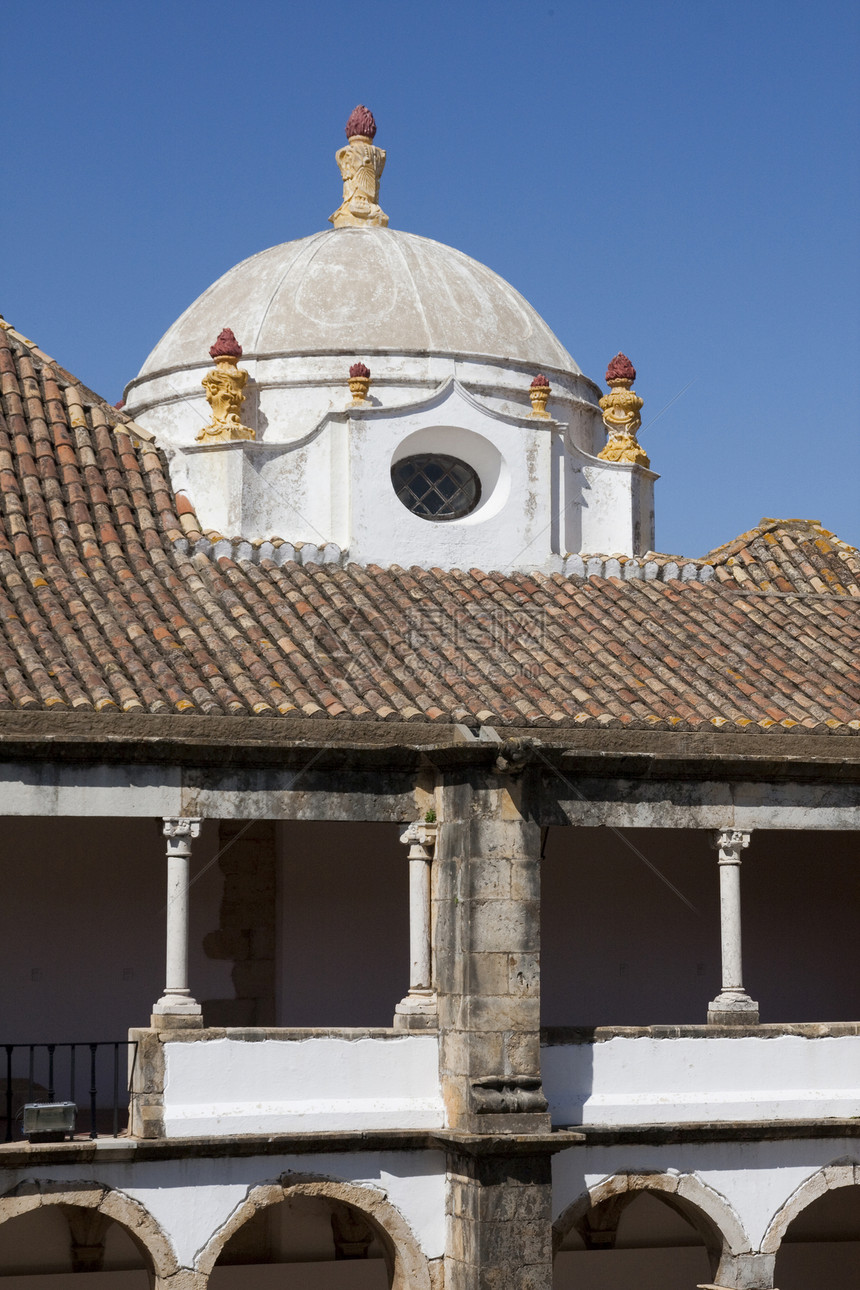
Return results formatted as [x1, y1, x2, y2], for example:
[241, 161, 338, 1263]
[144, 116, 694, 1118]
[202, 1179, 432, 1290]
[0, 1203, 152, 1287]
[774, 1182, 860, 1287]
[209, 1192, 389, 1287]
[553, 1176, 740, 1290]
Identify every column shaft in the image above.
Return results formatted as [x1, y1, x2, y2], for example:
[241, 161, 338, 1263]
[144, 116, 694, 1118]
[718, 857, 745, 993]
[409, 852, 432, 991]
[708, 829, 758, 1025]
[394, 820, 438, 1029]
[152, 818, 203, 1025]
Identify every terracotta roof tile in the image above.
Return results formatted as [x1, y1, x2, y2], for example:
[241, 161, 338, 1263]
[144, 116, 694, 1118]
[0, 325, 858, 732]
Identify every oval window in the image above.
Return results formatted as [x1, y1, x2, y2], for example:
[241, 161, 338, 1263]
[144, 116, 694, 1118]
[391, 453, 481, 522]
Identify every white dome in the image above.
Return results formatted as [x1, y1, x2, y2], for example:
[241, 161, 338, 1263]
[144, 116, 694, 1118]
[120, 221, 651, 568]
[134, 227, 583, 379]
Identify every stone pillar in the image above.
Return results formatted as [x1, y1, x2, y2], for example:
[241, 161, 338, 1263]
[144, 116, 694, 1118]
[435, 770, 553, 1289]
[700, 1249, 777, 1289]
[152, 818, 203, 1027]
[446, 1148, 553, 1290]
[435, 778, 548, 1132]
[708, 829, 759, 1025]
[394, 820, 438, 1030]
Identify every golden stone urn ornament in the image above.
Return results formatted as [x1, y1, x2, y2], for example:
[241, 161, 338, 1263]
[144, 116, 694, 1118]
[597, 353, 649, 467]
[528, 373, 551, 419]
[329, 105, 389, 229]
[348, 362, 372, 405]
[197, 329, 255, 443]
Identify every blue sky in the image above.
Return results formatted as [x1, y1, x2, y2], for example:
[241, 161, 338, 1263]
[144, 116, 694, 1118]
[4, 0, 858, 556]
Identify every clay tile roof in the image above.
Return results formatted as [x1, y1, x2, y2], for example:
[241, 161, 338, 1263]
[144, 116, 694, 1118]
[0, 323, 858, 733]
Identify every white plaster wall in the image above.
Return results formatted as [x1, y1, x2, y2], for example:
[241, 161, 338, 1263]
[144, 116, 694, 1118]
[163, 378, 650, 564]
[0, 1149, 447, 1268]
[127, 352, 600, 457]
[542, 1035, 860, 1125]
[551, 1136, 860, 1253]
[162, 1035, 444, 1135]
[179, 430, 344, 547]
[579, 455, 656, 555]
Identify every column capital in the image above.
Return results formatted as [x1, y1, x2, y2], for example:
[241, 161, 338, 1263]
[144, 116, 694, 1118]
[399, 819, 438, 859]
[163, 817, 202, 840]
[711, 829, 750, 863]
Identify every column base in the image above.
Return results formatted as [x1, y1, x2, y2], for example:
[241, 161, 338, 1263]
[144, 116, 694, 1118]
[707, 991, 759, 1026]
[150, 1013, 204, 1030]
[393, 989, 438, 1030]
[152, 994, 203, 1029]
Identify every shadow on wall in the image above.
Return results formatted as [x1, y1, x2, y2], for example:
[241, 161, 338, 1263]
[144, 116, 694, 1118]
[275, 822, 409, 1028]
[0, 816, 228, 1044]
[541, 827, 860, 1026]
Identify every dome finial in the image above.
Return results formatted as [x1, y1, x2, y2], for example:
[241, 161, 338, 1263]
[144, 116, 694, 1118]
[348, 361, 372, 405]
[329, 106, 389, 229]
[198, 329, 255, 443]
[597, 354, 649, 467]
[345, 104, 377, 141]
[528, 373, 551, 419]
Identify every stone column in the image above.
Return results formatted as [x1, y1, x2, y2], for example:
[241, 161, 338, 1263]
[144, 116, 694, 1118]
[394, 820, 438, 1030]
[699, 1249, 777, 1289]
[708, 829, 759, 1025]
[446, 1147, 553, 1290]
[434, 777, 548, 1133]
[152, 818, 203, 1027]
[434, 770, 553, 1289]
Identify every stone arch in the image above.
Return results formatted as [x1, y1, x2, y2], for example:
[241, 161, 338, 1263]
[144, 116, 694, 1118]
[197, 1173, 433, 1290]
[761, 1157, 860, 1255]
[0, 1178, 179, 1283]
[553, 1170, 751, 1282]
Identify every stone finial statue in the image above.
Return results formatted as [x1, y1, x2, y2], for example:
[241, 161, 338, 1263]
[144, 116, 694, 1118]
[329, 105, 389, 229]
[197, 329, 255, 443]
[348, 361, 371, 405]
[528, 373, 551, 419]
[597, 353, 649, 467]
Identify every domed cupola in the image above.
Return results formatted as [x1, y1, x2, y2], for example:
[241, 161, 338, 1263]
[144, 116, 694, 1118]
[124, 109, 657, 567]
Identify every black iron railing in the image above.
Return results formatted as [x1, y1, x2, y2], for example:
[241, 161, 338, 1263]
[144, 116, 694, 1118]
[2, 1042, 138, 1142]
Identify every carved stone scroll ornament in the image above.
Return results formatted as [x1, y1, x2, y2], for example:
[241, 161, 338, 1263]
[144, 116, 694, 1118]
[471, 1075, 548, 1115]
[197, 328, 255, 443]
[329, 105, 389, 229]
[597, 352, 649, 467]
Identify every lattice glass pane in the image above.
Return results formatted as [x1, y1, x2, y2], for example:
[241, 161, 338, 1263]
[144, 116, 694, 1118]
[391, 454, 481, 521]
